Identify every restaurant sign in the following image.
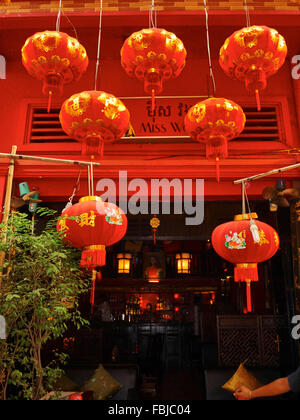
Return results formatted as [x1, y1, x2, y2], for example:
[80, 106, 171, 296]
[121, 96, 204, 137]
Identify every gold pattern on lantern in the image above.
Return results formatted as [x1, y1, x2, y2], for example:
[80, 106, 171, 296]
[189, 104, 206, 123]
[66, 92, 91, 117]
[234, 26, 263, 49]
[147, 51, 156, 60]
[128, 32, 152, 51]
[98, 94, 127, 120]
[57, 214, 69, 232]
[67, 38, 80, 57]
[254, 49, 264, 57]
[32, 32, 61, 52]
[278, 35, 287, 52]
[257, 229, 270, 246]
[78, 211, 96, 228]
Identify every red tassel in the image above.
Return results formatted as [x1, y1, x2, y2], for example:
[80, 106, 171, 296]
[153, 228, 156, 245]
[151, 89, 155, 112]
[255, 90, 261, 112]
[82, 137, 103, 159]
[246, 279, 252, 313]
[47, 91, 52, 114]
[234, 264, 258, 283]
[216, 157, 220, 183]
[81, 247, 106, 268]
[90, 270, 96, 314]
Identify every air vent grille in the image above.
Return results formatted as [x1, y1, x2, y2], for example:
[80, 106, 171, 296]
[26, 105, 281, 144]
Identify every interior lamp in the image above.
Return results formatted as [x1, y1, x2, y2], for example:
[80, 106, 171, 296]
[117, 253, 132, 274]
[176, 253, 192, 274]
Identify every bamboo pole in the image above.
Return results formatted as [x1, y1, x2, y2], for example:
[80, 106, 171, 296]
[0, 145, 17, 287]
[233, 162, 300, 185]
[0, 151, 100, 287]
[0, 153, 100, 167]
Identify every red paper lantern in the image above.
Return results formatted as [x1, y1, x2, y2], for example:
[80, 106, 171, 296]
[211, 213, 279, 313]
[57, 196, 127, 268]
[59, 90, 130, 158]
[57, 196, 127, 312]
[121, 28, 187, 109]
[184, 97, 246, 181]
[219, 25, 287, 110]
[22, 31, 88, 111]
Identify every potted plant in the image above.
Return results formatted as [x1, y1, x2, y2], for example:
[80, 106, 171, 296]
[0, 208, 90, 400]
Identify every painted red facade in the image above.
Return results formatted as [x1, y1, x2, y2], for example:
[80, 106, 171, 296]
[0, 7, 299, 206]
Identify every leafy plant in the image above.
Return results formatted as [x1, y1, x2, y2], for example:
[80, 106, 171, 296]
[0, 208, 90, 400]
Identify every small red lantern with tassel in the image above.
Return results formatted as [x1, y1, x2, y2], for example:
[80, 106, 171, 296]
[219, 25, 287, 111]
[21, 31, 88, 112]
[57, 196, 127, 312]
[211, 212, 279, 313]
[59, 90, 130, 158]
[184, 97, 246, 182]
[150, 214, 160, 245]
[121, 28, 187, 110]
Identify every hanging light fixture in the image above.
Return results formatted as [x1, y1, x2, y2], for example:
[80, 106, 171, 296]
[211, 184, 279, 313]
[120, 0, 187, 110]
[219, 1, 287, 111]
[117, 253, 132, 274]
[21, 1, 89, 112]
[176, 252, 192, 274]
[184, 97, 246, 182]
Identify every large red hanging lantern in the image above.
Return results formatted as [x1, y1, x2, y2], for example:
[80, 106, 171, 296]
[57, 196, 127, 312]
[22, 31, 89, 112]
[184, 97, 246, 182]
[57, 196, 127, 268]
[121, 28, 187, 109]
[211, 213, 279, 313]
[59, 90, 130, 158]
[219, 25, 287, 111]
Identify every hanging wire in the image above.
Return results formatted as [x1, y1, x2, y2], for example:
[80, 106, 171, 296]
[90, 163, 94, 196]
[62, 168, 82, 212]
[56, 0, 63, 31]
[88, 164, 91, 196]
[243, 182, 260, 243]
[61, 11, 78, 39]
[243, 0, 251, 27]
[203, 0, 216, 97]
[149, 0, 157, 28]
[94, 0, 103, 91]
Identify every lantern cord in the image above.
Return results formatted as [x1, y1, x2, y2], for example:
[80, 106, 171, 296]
[88, 163, 95, 196]
[90, 163, 94, 196]
[241, 181, 246, 214]
[244, 184, 260, 243]
[62, 168, 81, 212]
[203, 0, 216, 97]
[88, 164, 91, 196]
[243, 0, 251, 27]
[149, 0, 157, 28]
[94, 0, 103, 91]
[56, 0, 63, 31]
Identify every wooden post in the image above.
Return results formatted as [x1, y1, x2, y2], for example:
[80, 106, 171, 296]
[0, 145, 17, 287]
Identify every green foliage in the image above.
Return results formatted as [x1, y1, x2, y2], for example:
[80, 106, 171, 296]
[0, 208, 90, 400]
